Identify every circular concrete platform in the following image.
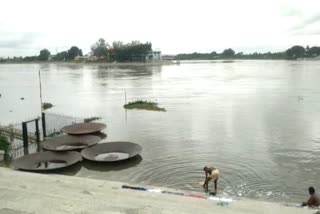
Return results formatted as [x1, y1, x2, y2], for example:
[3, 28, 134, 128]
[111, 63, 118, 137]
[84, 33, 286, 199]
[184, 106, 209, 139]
[81, 142, 142, 162]
[42, 135, 101, 151]
[13, 151, 82, 172]
[62, 123, 106, 135]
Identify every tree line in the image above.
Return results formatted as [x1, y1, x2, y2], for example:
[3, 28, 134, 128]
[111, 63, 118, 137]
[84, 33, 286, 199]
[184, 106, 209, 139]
[174, 45, 320, 60]
[0, 38, 152, 63]
[1, 43, 319, 63]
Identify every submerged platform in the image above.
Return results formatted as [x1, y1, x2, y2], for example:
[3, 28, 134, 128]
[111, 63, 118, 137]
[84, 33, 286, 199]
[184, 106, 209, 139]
[0, 167, 314, 214]
[81, 141, 143, 162]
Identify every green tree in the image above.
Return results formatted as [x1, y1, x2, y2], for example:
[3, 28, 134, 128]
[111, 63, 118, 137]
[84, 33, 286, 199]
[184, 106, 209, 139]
[109, 41, 152, 62]
[23, 56, 38, 61]
[286, 46, 305, 59]
[112, 41, 124, 49]
[307, 46, 320, 57]
[91, 38, 109, 58]
[38, 49, 51, 61]
[53, 51, 68, 61]
[221, 48, 235, 58]
[67, 46, 83, 60]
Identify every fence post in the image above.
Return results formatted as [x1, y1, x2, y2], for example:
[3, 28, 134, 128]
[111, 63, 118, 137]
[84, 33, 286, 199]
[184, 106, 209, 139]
[35, 119, 41, 152]
[42, 112, 46, 138]
[35, 119, 40, 143]
[22, 122, 29, 155]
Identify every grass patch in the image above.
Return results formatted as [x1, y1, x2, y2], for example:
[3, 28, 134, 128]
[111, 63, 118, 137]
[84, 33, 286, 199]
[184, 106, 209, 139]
[124, 100, 166, 112]
[84, 116, 101, 123]
[0, 134, 11, 161]
[42, 102, 53, 110]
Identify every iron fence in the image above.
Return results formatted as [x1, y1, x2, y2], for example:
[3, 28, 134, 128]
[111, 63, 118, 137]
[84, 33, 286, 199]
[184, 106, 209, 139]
[44, 112, 83, 137]
[0, 112, 83, 159]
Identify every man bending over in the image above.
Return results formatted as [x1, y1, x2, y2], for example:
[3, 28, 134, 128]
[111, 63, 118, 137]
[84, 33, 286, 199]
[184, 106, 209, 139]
[203, 166, 220, 194]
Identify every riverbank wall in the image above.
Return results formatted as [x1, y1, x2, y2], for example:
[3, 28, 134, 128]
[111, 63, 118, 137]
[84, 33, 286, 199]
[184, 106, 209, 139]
[0, 167, 314, 214]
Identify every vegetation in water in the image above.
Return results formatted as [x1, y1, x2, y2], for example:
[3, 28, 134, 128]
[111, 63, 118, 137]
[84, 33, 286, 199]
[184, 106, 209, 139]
[124, 100, 166, 112]
[0, 133, 11, 161]
[42, 102, 53, 110]
[84, 116, 101, 123]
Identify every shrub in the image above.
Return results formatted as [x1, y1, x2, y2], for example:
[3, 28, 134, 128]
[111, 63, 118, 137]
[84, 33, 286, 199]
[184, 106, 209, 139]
[0, 134, 11, 161]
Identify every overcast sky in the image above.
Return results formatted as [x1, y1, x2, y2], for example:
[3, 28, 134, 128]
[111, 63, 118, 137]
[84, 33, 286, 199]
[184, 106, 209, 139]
[0, 0, 319, 57]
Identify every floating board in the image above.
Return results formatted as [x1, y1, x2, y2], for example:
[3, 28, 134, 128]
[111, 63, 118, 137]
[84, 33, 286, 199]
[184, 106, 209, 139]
[147, 189, 162, 193]
[62, 122, 106, 135]
[122, 184, 234, 203]
[208, 197, 233, 203]
[13, 151, 82, 172]
[42, 135, 101, 151]
[81, 142, 142, 162]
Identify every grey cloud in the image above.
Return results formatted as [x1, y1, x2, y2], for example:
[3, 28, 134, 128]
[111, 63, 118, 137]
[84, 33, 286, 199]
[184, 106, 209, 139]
[308, 29, 320, 35]
[297, 14, 320, 29]
[0, 32, 45, 49]
[282, 7, 302, 17]
[290, 13, 320, 35]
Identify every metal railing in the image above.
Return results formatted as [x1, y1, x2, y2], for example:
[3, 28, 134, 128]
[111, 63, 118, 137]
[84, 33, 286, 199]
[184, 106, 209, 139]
[0, 112, 83, 159]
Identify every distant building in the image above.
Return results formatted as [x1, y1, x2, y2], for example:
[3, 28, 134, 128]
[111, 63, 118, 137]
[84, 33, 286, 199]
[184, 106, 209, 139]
[75, 56, 87, 61]
[162, 55, 176, 60]
[48, 55, 54, 61]
[145, 51, 162, 61]
[75, 54, 99, 61]
[297, 55, 320, 61]
[312, 55, 320, 60]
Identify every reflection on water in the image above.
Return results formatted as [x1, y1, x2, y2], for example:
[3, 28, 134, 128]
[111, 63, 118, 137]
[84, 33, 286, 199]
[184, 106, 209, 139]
[96, 65, 162, 79]
[35, 160, 67, 169]
[1, 61, 320, 203]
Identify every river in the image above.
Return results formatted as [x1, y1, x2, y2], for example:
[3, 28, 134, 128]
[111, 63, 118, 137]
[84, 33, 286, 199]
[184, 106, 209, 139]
[1, 60, 320, 203]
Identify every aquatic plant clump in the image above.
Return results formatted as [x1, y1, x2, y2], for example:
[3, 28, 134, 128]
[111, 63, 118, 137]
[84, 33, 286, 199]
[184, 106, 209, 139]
[124, 100, 166, 112]
[42, 102, 53, 110]
[84, 116, 101, 123]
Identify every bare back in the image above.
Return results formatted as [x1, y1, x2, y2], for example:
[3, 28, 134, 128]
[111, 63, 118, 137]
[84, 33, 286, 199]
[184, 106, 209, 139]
[307, 194, 320, 207]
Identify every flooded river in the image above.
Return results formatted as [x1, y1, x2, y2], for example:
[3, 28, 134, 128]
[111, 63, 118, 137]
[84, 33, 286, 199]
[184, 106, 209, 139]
[1, 60, 320, 203]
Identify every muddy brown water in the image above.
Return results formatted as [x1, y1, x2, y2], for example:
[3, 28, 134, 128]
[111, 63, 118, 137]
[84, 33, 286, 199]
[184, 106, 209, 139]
[1, 60, 320, 203]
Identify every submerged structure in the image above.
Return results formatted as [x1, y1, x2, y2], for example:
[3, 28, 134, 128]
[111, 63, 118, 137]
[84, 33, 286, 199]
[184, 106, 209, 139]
[62, 122, 106, 135]
[13, 151, 82, 172]
[12, 122, 143, 172]
[81, 142, 142, 162]
[42, 135, 101, 151]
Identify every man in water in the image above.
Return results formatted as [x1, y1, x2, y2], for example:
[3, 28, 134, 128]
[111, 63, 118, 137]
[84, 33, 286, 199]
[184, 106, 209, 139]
[302, 187, 320, 207]
[203, 166, 220, 194]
